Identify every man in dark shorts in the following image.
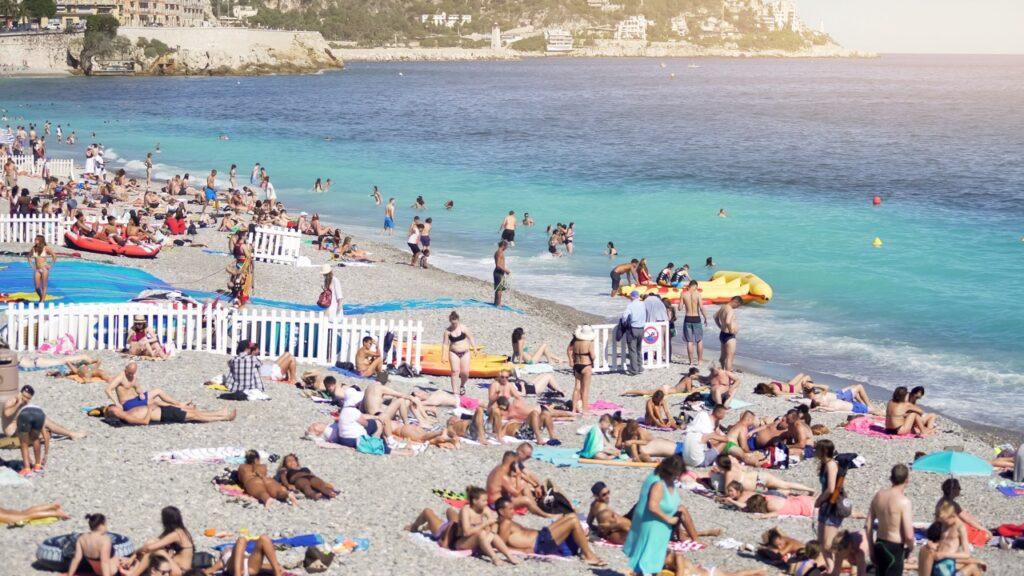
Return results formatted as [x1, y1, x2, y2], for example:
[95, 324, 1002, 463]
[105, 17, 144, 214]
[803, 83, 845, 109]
[12, 386, 49, 475]
[499, 210, 516, 245]
[104, 404, 236, 425]
[493, 240, 511, 307]
[867, 464, 914, 576]
[494, 497, 605, 565]
[609, 260, 639, 296]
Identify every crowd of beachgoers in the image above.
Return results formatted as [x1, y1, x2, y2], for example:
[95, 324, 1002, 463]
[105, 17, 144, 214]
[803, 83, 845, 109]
[2, 119, 1024, 576]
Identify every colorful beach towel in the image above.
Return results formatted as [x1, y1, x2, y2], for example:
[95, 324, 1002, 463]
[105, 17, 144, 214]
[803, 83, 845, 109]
[588, 400, 628, 415]
[997, 486, 1024, 498]
[844, 416, 919, 439]
[594, 537, 706, 552]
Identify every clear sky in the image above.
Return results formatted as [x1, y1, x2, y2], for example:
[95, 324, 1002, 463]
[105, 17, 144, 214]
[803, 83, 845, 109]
[797, 0, 1024, 54]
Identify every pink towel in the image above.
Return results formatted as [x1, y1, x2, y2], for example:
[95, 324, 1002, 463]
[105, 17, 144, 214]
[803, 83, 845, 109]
[845, 416, 918, 439]
[588, 400, 625, 415]
[595, 538, 706, 552]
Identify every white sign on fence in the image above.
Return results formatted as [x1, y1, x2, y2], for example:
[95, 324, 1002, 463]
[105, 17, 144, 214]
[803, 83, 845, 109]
[0, 215, 72, 244]
[3, 302, 423, 371]
[251, 225, 302, 265]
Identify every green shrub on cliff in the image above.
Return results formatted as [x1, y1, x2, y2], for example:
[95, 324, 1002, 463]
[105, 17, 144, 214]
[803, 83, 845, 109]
[23, 0, 56, 19]
[136, 37, 173, 58]
[510, 35, 547, 52]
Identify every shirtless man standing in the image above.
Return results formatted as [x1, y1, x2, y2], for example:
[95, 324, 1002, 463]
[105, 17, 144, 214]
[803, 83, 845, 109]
[382, 198, 395, 236]
[485, 452, 552, 518]
[354, 337, 384, 377]
[714, 296, 742, 371]
[495, 497, 605, 565]
[609, 259, 639, 296]
[680, 280, 709, 366]
[493, 240, 511, 307]
[203, 169, 218, 214]
[499, 210, 516, 247]
[866, 464, 914, 576]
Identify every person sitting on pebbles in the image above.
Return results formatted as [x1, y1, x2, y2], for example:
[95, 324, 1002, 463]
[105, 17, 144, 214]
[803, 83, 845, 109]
[126, 315, 169, 359]
[494, 496, 606, 566]
[105, 362, 192, 414]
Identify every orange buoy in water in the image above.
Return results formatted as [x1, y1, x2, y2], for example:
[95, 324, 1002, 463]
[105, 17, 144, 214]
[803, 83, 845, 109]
[872, 196, 882, 206]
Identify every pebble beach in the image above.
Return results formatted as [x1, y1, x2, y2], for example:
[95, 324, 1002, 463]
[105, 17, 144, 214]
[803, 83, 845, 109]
[2, 169, 1024, 576]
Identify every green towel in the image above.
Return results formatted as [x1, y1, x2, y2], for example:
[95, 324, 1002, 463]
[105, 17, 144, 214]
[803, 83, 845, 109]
[578, 425, 604, 459]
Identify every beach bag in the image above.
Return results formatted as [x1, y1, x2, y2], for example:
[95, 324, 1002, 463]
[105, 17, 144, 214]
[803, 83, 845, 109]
[316, 287, 332, 309]
[302, 546, 335, 573]
[537, 487, 574, 515]
[356, 435, 386, 455]
[192, 552, 216, 569]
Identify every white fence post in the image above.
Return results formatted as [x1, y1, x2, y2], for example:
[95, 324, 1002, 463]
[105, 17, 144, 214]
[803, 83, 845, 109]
[583, 321, 670, 374]
[11, 156, 75, 179]
[251, 225, 302, 266]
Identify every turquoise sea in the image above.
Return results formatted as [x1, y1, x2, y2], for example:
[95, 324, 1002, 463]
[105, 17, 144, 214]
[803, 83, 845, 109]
[2, 55, 1022, 430]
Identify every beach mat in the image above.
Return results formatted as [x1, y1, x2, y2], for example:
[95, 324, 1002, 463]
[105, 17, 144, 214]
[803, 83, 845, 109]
[0, 467, 32, 487]
[844, 416, 918, 439]
[531, 446, 657, 469]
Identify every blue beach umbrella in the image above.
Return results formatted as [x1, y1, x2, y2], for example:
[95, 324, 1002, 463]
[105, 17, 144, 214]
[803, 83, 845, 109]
[912, 451, 993, 477]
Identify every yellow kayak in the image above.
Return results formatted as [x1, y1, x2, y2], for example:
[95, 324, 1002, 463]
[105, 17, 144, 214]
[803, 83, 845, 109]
[417, 344, 514, 378]
[618, 271, 772, 305]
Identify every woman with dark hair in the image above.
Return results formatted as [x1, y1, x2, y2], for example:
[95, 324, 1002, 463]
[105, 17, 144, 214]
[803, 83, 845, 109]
[276, 454, 337, 500]
[937, 478, 991, 547]
[813, 439, 843, 572]
[120, 506, 194, 576]
[510, 327, 562, 365]
[238, 450, 296, 508]
[65, 513, 117, 576]
[885, 386, 935, 436]
[623, 456, 684, 575]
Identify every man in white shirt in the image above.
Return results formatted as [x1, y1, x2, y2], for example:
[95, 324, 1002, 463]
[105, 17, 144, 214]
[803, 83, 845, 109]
[620, 291, 647, 375]
[681, 404, 729, 468]
[264, 177, 277, 203]
[336, 388, 387, 453]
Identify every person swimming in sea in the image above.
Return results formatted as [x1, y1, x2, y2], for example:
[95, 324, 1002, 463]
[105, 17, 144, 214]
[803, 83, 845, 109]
[718, 209, 728, 218]
[444, 200, 454, 210]
[706, 256, 715, 268]
[606, 242, 618, 257]
[412, 195, 426, 210]
[371, 186, 382, 205]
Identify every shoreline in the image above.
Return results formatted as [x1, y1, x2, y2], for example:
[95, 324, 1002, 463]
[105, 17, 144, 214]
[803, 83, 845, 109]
[3, 157, 1023, 574]
[68, 150, 1024, 446]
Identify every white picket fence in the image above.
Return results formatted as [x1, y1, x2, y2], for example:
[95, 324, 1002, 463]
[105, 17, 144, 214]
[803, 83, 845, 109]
[3, 302, 423, 370]
[10, 156, 76, 179]
[250, 225, 302, 265]
[0, 214, 72, 244]
[585, 321, 671, 373]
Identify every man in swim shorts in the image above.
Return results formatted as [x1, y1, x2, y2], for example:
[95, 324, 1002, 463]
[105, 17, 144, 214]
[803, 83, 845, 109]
[867, 464, 914, 576]
[383, 198, 395, 236]
[104, 404, 236, 425]
[680, 280, 708, 366]
[494, 497, 605, 565]
[609, 260, 639, 296]
[714, 296, 742, 371]
[499, 210, 516, 246]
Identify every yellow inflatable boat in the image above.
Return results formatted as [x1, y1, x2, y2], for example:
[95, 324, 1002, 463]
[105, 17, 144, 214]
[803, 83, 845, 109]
[617, 271, 772, 305]
[416, 344, 514, 378]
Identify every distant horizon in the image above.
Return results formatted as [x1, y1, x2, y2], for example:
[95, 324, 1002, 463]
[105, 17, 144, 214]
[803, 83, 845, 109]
[798, 0, 1024, 55]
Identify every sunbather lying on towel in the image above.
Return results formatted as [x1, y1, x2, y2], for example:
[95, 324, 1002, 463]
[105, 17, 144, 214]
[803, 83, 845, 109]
[808, 386, 883, 416]
[406, 507, 460, 548]
[361, 381, 434, 426]
[619, 420, 681, 462]
[708, 454, 815, 496]
[494, 497, 606, 566]
[102, 404, 236, 425]
[446, 407, 489, 443]
[621, 367, 702, 397]
[0, 503, 70, 525]
[752, 373, 818, 397]
[587, 482, 631, 544]
[208, 535, 286, 576]
[19, 353, 96, 371]
[275, 454, 337, 500]
[238, 450, 297, 507]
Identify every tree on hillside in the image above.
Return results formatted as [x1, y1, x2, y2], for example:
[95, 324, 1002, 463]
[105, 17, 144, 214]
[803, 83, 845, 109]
[0, 0, 26, 21]
[23, 0, 57, 19]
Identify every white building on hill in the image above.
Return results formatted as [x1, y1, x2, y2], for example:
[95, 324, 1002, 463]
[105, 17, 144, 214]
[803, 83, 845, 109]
[614, 15, 649, 40]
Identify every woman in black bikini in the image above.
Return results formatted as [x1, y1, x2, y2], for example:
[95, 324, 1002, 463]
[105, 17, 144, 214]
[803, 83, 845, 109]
[441, 312, 476, 396]
[276, 454, 338, 500]
[120, 506, 193, 576]
[567, 326, 596, 414]
[65, 513, 118, 576]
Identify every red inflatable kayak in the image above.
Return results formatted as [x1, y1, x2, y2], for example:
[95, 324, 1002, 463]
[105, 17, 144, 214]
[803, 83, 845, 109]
[64, 231, 162, 258]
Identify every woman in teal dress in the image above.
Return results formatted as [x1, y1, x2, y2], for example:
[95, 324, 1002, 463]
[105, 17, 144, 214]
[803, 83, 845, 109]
[623, 455, 685, 575]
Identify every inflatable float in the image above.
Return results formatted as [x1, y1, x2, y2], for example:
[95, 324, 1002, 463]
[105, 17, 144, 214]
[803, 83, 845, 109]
[618, 270, 772, 305]
[65, 231, 162, 259]
[37, 532, 134, 571]
[417, 344, 514, 378]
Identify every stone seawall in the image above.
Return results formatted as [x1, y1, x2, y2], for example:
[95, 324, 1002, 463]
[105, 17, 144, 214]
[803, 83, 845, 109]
[0, 32, 76, 76]
[118, 27, 343, 75]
